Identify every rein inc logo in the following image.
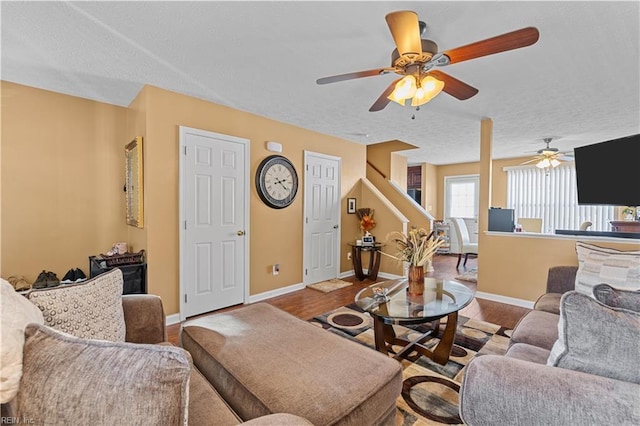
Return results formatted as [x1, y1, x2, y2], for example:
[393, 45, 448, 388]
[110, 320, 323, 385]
[1, 417, 34, 424]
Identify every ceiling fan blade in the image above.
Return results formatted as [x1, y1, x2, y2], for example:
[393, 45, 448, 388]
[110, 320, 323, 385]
[385, 11, 422, 57]
[427, 70, 478, 100]
[316, 68, 393, 85]
[369, 78, 402, 112]
[558, 154, 575, 161]
[443, 27, 540, 65]
[520, 157, 541, 165]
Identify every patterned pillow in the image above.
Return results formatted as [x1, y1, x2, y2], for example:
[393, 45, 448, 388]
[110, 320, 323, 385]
[547, 291, 640, 384]
[27, 268, 126, 341]
[574, 241, 640, 297]
[15, 324, 190, 425]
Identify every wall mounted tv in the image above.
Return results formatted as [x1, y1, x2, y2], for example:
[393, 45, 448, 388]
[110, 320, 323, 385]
[574, 134, 640, 206]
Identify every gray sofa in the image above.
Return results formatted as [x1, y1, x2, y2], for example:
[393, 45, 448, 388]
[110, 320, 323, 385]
[2, 274, 311, 426]
[459, 266, 640, 426]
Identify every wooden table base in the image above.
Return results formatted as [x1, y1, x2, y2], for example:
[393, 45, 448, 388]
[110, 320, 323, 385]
[372, 311, 459, 365]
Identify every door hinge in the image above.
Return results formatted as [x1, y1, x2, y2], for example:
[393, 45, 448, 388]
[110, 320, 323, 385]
[184, 294, 187, 303]
[184, 146, 187, 155]
[305, 217, 308, 224]
[184, 220, 187, 230]
[305, 269, 308, 275]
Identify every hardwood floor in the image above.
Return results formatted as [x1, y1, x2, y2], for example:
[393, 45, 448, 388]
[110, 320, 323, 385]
[167, 254, 530, 345]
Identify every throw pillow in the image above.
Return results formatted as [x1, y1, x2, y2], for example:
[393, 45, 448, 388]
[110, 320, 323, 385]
[27, 268, 126, 341]
[15, 324, 191, 425]
[0, 279, 44, 403]
[574, 241, 640, 297]
[547, 291, 640, 384]
[593, 283, 640, 312]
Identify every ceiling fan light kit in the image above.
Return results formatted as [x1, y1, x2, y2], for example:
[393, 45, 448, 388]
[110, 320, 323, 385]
[522, 137, 575, 170]
[317, 10, 540, 112]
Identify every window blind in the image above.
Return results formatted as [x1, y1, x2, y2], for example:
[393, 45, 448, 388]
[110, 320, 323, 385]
[505, 164, 614, 233]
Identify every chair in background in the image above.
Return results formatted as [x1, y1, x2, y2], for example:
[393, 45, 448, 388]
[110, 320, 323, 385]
[518, 218, 543, 233]
[579, 221, 592, 231]
[449, 217, 479, 269]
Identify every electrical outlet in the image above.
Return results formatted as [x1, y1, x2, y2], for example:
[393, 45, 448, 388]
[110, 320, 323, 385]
[272, 264, 280, 275]
[347, 252, 352, 260]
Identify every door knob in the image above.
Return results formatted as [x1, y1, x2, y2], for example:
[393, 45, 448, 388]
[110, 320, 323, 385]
[333, 225, 339, 229]
[237, 230, 245, 236]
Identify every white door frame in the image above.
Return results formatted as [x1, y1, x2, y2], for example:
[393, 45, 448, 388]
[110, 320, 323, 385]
[302, 151, 341, 285]
[178, 126, 250, 321]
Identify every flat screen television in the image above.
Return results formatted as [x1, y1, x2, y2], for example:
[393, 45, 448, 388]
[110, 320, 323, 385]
[574, 134, 640, 206]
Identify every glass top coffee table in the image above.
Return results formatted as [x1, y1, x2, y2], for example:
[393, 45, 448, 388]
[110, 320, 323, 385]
[355, 278, 474, 365]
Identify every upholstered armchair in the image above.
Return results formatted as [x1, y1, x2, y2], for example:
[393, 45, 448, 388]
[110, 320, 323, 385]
[449, 217, 478, 269]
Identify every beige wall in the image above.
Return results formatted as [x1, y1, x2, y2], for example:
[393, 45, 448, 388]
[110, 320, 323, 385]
[478, 235, 640, 301]
[366, 141, 432, 231]
[1, 82, 128, 281]
[433, 129, 640, 303]
[138, 85, 366, 314]
[1, 82, 367, 315]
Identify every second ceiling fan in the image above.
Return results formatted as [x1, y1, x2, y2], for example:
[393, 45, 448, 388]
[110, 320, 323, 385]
[317, 10, 540, 112]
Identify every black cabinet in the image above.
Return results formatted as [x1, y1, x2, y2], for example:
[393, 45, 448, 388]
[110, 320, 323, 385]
[88, 256, 147, 294]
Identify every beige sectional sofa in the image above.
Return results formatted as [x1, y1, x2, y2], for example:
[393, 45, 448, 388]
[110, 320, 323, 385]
[1, 270, 312, 425]
[3, 269, 402, 425]
[459, 266, 640, 425]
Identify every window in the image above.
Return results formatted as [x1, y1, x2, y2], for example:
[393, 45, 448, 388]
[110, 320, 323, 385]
[505, 164, 614, 233]
[445, 175, 479, 219]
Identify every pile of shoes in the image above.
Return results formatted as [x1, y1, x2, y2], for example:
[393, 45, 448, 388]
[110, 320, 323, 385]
[33, 271, 60, 289]
[61, 268, 87, 284]
[7, 275, 31, 291]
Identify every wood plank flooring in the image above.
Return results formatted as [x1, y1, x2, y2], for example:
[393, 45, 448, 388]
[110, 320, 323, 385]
[167, 254, 531, 345]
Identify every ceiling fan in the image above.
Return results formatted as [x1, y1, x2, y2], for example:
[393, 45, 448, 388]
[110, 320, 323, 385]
[521, 137, 575, 169]
[316, 10, 539, 112]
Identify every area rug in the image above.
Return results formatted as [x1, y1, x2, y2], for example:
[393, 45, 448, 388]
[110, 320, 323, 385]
[306, 278, 352, 293]
[310, 304, 511, 425]
[455, 269, 478, 283]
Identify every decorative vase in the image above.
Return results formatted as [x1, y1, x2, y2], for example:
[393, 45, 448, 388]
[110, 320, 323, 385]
[407, 265, 425, 295]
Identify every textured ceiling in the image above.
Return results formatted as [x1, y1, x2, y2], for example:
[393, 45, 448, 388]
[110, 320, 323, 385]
[2, 1, 639, 165]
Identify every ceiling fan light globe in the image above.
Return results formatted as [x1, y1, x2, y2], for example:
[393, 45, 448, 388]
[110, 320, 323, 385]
[536, 158, 551, 169]
[387, 91, 407, 106]
[394, 75, 417, 99]
[550, 158, 561, 167]
[411, 76, 445, 106]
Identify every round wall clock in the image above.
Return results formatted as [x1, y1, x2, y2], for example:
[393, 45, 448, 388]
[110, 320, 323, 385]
[255, 155, 299, 209]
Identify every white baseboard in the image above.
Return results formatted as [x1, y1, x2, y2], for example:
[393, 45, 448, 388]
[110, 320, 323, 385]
[166, 313, 181, 326]
[339, 270, 354, 279]
[474, 291, 535, 309]
[376, 272, 404, 280]
[247, 282, 306, 304]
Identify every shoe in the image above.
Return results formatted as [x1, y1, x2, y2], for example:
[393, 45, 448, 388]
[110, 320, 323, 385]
[33, 271, 49, 289]
[74, 268, 87, 282]
[45, 271, 60, 288]
[61, 269, 75, 284]
[14, 276, 31, 291]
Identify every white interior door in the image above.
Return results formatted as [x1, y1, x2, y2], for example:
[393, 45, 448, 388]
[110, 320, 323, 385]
[179, 126, 248, 319]
[303, 151, 341, 284]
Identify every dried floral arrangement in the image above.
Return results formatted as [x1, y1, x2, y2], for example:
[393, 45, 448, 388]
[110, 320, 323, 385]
[356, 208, 376, 233]
[385, 227, 444, 267]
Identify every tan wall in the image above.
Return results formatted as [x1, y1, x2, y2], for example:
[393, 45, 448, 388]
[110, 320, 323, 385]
[141, 86, 366, 314]
[390, 153, 407, 190]
[366, 141, 432, 232]
[478, 235, 640, 301]
[1, 81, 128, 281]
[433, 133, 640, 302]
